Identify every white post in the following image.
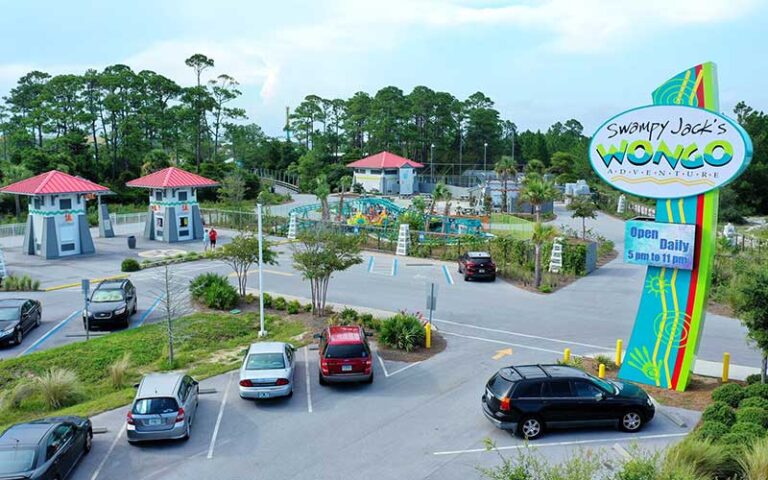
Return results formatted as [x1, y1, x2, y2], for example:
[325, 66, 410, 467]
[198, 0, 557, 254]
[257, 203, 266, 337]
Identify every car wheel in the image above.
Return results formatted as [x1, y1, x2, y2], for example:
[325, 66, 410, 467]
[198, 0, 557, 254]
[318, 371, 327, 386]
[84, 430, 93, 453]
[287, 388, 294, 398]
[464, 274, 469, 282]
[490, 275, 497, 282]
[35, 314, 41, 328]
[619, 410, 643, 432]
[518, 416, 544, 440]
[13, 329, 22, 345]
[182, 422, 191, 441]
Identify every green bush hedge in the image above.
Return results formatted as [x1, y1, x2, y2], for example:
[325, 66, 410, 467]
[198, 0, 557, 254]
[121, 258, 141, 272]
[711, 383, 745, 407]
[740, 396, 768, 410]
[736, 406, 768, 428]
[273, 297, 287, 311]
[731, 421, 766, 437]
[189, 273, 239, 310]
[287, 300, 301, 314]
[746, 374, 762, 385]
[379, 313, 425, 352]
[695, 421, 729, 442]
[702, 401, 736, 426]
[745, 383, 768, 400]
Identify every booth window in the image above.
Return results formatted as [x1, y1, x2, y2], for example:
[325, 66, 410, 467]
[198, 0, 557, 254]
[59, 199, 72, 210]
[179, 217, 189, 227]
[61, 243, 75, 252]
[155, 190, 163, 202]
[33, 197, 42, 209]
[178, 191, 188, 201]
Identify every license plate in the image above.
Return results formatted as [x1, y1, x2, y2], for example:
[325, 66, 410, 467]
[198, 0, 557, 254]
[148, 418, 162, 426]
[342, 365, 352, 372]
[479, 269, 485, 273]
[257, 392, 270, 399]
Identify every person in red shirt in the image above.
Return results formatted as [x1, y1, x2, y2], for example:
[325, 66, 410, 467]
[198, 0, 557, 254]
[209, 227, 218, 250]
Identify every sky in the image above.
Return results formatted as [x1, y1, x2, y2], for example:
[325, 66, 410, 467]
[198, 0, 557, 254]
[1, 0, 766, 137]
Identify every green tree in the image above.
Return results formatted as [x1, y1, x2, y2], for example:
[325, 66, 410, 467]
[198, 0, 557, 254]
[291, 228, 362, 315]
[219, 171, 247, 209]
[494, 156, 517, 213]
[524, 159, 546, 176]
[431, 182, 450, 216]
[216, 232, 278, 296]
[208, 74, 245, 161]
[549, 151, 578, 184]
[732, 262, 768, 382]
[315, 174, 331, 221]
[141, 149, 171, 175]
[185, 54, 215, 170]
[532, 223, 557, 288]
[567, 196, 598, 239]
[337, 175, 352, 221]
[519, 177, 558, 222]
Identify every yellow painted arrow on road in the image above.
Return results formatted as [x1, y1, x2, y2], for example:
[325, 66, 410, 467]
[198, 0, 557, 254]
[492, 348, 513, 360]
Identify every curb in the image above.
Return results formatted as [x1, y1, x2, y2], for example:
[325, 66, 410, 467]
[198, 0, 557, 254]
[44, 274, 129, 292]
[649, 395, 688, 428]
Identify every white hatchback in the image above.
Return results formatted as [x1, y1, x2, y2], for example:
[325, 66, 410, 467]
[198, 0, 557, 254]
[238, 342, 296, 399]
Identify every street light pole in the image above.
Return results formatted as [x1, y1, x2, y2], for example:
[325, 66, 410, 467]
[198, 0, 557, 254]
[430, 143, 435, 183]
[257, 203, 266, 337]
[459, 135, 463, 184]
[483, 142, 488, 175]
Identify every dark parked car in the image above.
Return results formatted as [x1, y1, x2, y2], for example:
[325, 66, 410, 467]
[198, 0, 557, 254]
[482, 364, 655, 439]
[315, 326, 374, 385]
[458, 251, 496, 281]
[83, 279, 137, 330]
[0, 298, 42, 346]
[0, 416, 92, 480]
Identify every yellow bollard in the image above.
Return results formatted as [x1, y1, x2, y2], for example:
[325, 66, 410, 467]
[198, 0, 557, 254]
[615, 339, 623, 367]
[599, 363, 606, 379]
[563, 348, 571, 363]
[425, 323, 432, 349]
[722, 352, 730, 383]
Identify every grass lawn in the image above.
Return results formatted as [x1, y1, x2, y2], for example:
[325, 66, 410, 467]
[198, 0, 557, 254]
[489, 213, 533, 225]
[0, 312, 306, 431]
[489, 214, 534, 240]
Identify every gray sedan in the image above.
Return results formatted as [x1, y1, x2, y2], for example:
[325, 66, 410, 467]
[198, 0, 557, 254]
[239, 342, 296, 399]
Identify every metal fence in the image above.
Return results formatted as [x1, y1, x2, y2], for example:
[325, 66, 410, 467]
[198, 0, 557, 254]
[0, 222, 26, 238]
[201, 208, 289, 236]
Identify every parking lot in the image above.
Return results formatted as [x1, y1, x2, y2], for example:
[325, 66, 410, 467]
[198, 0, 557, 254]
[69, 324, 698, 480]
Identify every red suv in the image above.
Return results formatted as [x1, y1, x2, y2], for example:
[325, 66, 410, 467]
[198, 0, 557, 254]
[315, 326, 374, 385]
[458, 251, 496, 281]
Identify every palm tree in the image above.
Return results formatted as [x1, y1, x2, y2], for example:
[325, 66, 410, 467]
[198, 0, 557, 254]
[315, 175, 331, 221]
[532, 223, 557, 288]
[441, 189, 453, 233]
[567, 196, 598, 239]
[494, 156, 517, 213]
[430, 182, 449, 216]
[518, 177, 559, 222]
[337, 175, 352, 221]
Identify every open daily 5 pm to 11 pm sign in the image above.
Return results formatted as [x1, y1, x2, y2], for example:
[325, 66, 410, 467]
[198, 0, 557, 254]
[624, 220, 696, 270]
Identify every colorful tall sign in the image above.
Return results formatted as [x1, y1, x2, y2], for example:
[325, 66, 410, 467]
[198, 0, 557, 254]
[589, 63, 753, 391]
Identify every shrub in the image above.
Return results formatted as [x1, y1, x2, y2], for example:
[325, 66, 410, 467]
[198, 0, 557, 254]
[1, 274, 41, 291]
[662, 438, 729, 479]
[262, 292, 273, 308]
[616, 454, 658, 480]
[379, 313, 425, 352]
[746, 383, 768, 400]
[2, 383, 36, 409]
[702, 401, 736, 426]
[732, 421, 766, 438]
[303, 303, 313, 312]
[736, 407, 768, 428]
[340, 307, 359, 323]
[741, 397, 768, 410]
[121, 258, 141, 272]
[32, 368, 81, 410]
[593, 354, 616, 371]
[287, 300, 301, 314]
[556, 356, 585, 370]
[189, 273, 230, 300]
[539, 285, 553, 293]
[695, 421, 729, 442]
[747, 374, 763, 385]
[242, 293, 256, 304]
[739, 436, 768, 480]
[712, 383, 745, 407]
[203, 282, 239, 310]
[359, 313, 381, 332]
[273, 296, 287, 311]
[108, 353, 131, 389]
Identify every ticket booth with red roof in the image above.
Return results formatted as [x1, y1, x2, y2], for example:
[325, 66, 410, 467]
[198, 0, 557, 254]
[126, 167, 218, 243]
[0, 170, 112, 259]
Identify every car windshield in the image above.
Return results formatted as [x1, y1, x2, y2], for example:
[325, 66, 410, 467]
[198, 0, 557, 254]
[0, 308, 19, 322]
[91, 289, 124, 303]
[588, 374, 617, 394]
[133, 397, 178, 415]
[325, 344, 368, 359]
[245, 353, 285, 370]
[0, 447, 36, 474]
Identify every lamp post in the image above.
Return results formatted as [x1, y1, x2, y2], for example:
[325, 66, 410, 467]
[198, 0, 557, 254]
[430, 143, 435, 182]
[459, 135, 463, 183]
[483, 142, 488, 176]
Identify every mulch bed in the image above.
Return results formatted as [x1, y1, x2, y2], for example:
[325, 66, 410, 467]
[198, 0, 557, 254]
[376, 331, 446, 363]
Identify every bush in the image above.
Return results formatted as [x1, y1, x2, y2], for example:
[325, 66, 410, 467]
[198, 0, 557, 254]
[287, 300, 301, 314]
[262, 292, 273, 308]
[712, 383, 745, 407]
[242, 293, 256, 304]
[662, 438, 729, 479]
[616, 454, 658, 480]
[340, 307, 359, 323]
[731, 421, 766, 438]
[379, 313, 425, 352]
[121, 258, 141, 272]
[2, 383, 36, 410]
[702, 401, 736, 426]
[556, 356, 585, 370]
[189, 273, 230, 300]
[746, 383, 768, 400]
[1, 274, 41, 291]
[108, 353, 131, 390]
[359, 313, 380, 332]
[694, 421, 729, 442]
[203, 283, 239, 310]
[747, 374, 763, 385]
[740, 396, 768, 410]
[273, 296, 287, 311]
[32, 368, 81, 410]
[593, 354, 616, 371]
[303, 303, 313, 312]
[736, 407, 768, 428]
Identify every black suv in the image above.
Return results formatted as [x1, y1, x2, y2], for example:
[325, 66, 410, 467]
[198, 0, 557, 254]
[458, 252, 496, 281]
[482, 364, 654, 439]
[83, 279, 137, 330]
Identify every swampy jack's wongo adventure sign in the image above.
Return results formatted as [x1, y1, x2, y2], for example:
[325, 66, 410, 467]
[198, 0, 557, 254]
[589, 63, 753, 391]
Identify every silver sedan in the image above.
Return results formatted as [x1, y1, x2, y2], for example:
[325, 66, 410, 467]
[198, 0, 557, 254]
[238, 342, 296, 399]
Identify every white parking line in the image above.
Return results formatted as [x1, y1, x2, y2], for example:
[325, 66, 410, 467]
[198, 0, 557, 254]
[376, 354, 390, 377]
[90, 423, 126, 480]
[304, 346, 313, 413]
[434, 318, 610, 350]
[432, 433, 688, 456]
[19, 309, 81, 356]
[387, 362, 421, 377]
[207, 373, 234, 459]
[440, 330, 566, 356]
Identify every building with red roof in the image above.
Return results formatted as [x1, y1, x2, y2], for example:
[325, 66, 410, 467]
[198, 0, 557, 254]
[0, 170, 112, 258]
[346, 151, 423, 195]
[126, 167, 218, 243]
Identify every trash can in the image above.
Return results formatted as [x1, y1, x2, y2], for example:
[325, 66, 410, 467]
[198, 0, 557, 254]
[127, 236, 136, 249]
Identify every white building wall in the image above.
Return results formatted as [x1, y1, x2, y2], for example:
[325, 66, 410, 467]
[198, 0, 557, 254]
[150, 187, 197, 241]
[353, 170, 383, 193]
[29, 193, 83, 257]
